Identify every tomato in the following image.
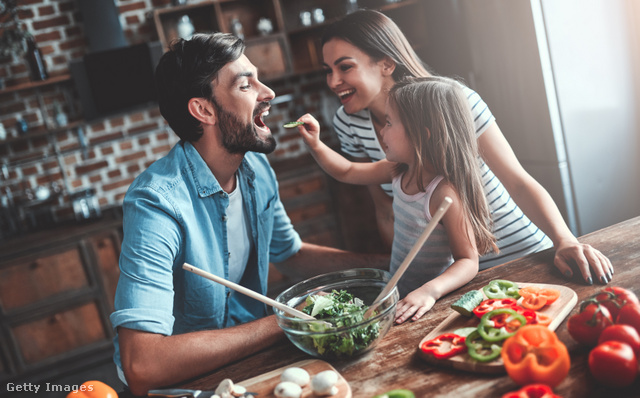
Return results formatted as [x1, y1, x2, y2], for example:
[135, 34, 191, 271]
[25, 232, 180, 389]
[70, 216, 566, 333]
[567, 300, 613, 346]
[593, 286, 639, 319]
[588, 341, 638, 387]
[616, 302, 640, 335]
[66, 380, 118, 398]
[598, 324, 640, 359]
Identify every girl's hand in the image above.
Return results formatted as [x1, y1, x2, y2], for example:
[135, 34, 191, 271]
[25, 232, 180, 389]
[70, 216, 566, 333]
[295, 113, 321, 150]
[394, 288, 437, 324]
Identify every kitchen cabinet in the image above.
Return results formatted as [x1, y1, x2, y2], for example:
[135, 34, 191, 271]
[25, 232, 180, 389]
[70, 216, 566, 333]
[0, 220, 122, 385]
[152, 0, 427, 80]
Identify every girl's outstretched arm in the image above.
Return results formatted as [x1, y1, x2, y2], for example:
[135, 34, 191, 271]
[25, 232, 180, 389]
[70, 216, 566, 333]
[295, 113, 394, 186]
[395, 185, 479, 324]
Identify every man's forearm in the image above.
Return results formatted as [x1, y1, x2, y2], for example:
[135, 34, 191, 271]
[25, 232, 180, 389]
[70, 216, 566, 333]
[119, 315, 285, 396]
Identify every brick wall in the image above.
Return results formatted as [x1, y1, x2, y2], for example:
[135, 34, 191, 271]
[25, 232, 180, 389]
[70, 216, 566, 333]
[0, 0, 338, 225]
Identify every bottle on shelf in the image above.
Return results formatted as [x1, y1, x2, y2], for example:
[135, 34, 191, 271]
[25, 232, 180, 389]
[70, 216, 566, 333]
[53, 100, 68, 127]
[177, 15, 195, 40]
[24, 34, 49, 81]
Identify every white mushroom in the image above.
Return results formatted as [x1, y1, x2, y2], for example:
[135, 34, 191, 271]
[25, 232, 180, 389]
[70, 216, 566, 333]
[311, 370, 339, 396]
[274, 381, 303, 398]
[215, 379, 235, 397]
[281, 367, 310, 387]
[231, 384, 247, 397]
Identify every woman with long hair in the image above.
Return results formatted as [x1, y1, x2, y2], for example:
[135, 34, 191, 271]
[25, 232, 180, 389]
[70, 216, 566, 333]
[320, 9, 612, 284]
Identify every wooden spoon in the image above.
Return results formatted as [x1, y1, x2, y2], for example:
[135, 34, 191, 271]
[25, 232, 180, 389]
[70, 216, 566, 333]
[183, 263, 315, 320]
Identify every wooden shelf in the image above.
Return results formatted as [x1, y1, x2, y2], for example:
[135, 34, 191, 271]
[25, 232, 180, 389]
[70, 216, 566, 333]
[150, 0, 427, 83]
[1, 119, 84, 145]
[0, 74, 72, 96]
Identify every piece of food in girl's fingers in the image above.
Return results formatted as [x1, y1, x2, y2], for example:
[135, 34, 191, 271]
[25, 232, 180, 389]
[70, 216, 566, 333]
[283, 121, 304, 128]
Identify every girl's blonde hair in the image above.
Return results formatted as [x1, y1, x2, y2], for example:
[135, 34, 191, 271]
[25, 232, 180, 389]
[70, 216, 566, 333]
[389, 76, 498, 255]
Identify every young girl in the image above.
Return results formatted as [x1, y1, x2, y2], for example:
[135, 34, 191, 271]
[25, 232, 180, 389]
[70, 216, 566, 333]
[295, 76, 498, 324]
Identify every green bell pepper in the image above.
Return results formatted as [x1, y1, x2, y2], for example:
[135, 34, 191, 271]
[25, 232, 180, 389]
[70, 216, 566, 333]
[478, 308, 527, 342]
[465, 330, 502, 362]
[482, 279, 521, 300]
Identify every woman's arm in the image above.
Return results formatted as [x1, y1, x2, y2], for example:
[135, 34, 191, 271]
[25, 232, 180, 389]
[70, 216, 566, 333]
[295, 113, 394, 186]
[478, 122, 612, 284]
[394, 186, 479, 323]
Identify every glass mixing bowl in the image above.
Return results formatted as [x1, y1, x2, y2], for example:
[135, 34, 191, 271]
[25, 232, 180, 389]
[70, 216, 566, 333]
[275, 268, 399, 359]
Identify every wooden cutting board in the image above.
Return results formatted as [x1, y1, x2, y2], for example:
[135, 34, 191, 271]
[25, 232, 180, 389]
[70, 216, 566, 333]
[417, 282, 577, 374]
[238, 359, 352, 398]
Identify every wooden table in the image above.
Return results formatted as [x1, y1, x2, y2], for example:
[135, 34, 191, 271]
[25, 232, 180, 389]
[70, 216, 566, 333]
[179, 216, 640, 397]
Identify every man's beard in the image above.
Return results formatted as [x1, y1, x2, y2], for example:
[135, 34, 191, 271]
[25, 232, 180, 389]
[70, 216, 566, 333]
[212, 99, 276, 155]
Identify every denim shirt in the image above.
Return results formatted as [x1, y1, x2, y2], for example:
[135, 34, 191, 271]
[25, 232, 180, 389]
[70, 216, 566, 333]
[110, 141, 301, 377]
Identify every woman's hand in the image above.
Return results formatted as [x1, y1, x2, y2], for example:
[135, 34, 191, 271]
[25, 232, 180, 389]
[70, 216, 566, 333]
[394, 287, 437, 324]
[554, 239, 614, 285]
[295, 113, 321, 150]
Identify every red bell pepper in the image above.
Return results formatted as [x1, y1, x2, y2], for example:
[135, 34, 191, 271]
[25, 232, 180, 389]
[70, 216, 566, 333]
[501, 384, 562, 398]
[473, 298, 518, 318]
[420, 333, 467, 359]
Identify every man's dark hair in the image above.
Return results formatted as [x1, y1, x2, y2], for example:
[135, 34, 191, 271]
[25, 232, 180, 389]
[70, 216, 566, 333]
[155, 33, 245, 142]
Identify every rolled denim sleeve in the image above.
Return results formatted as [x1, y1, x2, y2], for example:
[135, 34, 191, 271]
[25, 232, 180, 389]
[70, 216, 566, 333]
[110, 186, 181, 336]
[268, 196, 302, 263]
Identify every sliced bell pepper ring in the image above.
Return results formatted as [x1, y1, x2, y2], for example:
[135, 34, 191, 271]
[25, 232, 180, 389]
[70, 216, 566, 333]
[501, 384, 561, 398]
[479, 308, 527, 342]
[534, 312, 552, 327]
[420, 333, 467, 359]
[513, 305, 537, 325]
[473, 298, 519, 318]
[501, 325, 571, 388]
[465, 330, 502, 362]
[521, 295, 548, 311]
[483, 280, 521, 300]
[519, 286, 560, 305]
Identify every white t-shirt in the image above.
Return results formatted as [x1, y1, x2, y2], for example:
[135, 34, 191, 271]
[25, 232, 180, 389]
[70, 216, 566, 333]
[226, 174, 252, 283]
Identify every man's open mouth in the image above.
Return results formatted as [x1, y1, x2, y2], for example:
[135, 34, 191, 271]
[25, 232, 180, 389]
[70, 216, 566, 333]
[254, 109, 269, 130]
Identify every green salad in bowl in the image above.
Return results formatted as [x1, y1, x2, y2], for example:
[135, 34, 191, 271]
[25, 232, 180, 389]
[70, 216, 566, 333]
[275, 268, 398, 359]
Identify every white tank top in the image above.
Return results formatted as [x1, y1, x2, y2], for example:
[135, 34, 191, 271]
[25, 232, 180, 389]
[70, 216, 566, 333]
[390, 174, 454, 297]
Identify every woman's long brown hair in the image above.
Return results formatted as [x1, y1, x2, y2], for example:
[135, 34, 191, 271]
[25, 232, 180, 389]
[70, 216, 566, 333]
[321, 9, 432, 81]
[389, 77, 498, 255]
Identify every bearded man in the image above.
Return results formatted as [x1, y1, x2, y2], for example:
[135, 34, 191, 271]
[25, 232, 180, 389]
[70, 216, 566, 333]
[110, 33, 387, 395]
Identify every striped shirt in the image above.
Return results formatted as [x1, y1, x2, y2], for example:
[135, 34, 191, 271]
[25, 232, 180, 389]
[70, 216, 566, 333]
[391, 175, 453, 297]
[332, 85, 552, 269]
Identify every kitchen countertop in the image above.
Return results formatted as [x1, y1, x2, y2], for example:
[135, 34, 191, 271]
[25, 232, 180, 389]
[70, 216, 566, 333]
[170, 216, 640, 398]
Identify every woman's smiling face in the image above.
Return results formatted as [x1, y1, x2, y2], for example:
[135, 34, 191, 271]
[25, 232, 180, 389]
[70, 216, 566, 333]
[322, 38, 390, 114]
